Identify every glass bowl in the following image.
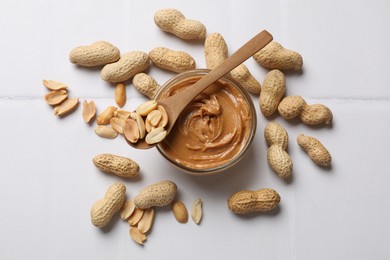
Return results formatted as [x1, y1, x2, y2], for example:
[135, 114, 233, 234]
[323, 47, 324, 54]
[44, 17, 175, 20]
[155, 69, 257, 176]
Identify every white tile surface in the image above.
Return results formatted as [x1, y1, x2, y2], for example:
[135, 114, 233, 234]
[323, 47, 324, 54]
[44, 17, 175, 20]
[1, 0, 390, 259]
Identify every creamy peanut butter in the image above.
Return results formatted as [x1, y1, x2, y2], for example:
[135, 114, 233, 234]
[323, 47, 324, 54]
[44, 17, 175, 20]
[158, 76, 252, 171]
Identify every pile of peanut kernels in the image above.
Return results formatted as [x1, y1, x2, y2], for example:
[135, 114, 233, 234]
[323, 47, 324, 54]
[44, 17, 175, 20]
[42, 8, 332, 245]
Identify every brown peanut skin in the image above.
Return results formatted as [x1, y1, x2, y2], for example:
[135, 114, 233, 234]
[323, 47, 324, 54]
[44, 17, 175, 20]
[297, 134, 331, 166]
[69, 41, 120, 67]
[154, 9, 206, 40]
[253, 41, 303, 71]
[134, 180, 177, 209]
[230, 64, 261, 95]
[92, 154, 140, 178]
[149, 47, 196, 73]
[90, 183, 126, 228]
[260, 69, 286, 116]
[228, 189, 280, 214]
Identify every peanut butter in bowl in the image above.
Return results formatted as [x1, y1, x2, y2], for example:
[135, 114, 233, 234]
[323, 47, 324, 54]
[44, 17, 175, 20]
[156, 69, 256, 175]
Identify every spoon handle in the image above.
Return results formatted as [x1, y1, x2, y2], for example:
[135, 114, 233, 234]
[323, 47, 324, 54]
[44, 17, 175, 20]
[161, 30, 273, 118]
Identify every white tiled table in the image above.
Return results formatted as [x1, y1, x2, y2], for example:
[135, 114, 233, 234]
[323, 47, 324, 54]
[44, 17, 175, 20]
[1, 0, 389, 259]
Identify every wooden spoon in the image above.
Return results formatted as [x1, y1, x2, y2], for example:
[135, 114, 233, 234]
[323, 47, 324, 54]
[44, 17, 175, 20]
[128, 30, 273, 149]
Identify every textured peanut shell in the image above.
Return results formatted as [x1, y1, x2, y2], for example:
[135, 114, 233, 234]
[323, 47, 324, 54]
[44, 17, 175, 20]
[264, 122, 288, 149]
[204, 32, 228, 69]
[230, 64, 261, 94]
[133, 73, 160, 99]
[228, 189, 280, 214]
[154, 9, 206, 40]
[134, 180, 177, 209]
[300, 104, 333, 125]
[69, 41, 120, 67]
[90, 183, 126, 227]
[253, 41, 303, 71]
[264, 122, 292, 179]
[267, 146, 292, 179]
[297, 134, 332, 166]
[92, 154, 139, 178]
[149, 47, 195, 73]
[260, 69, 286, 116]
[101, 51, 150, 83]
[278, 96, 307, 119]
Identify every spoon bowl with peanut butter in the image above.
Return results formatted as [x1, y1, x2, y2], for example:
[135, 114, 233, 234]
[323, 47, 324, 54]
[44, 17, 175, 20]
[127, 30, 273, 149]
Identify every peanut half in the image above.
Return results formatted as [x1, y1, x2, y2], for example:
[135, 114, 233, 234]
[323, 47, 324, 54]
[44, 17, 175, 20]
[69, 41, 120, 67]
[134, 180, 177, 209]
[154, 9, 206, 40]
[253, 41, 303, 71]
[128, 208, 145, 226]
[171, 201, 188, 223]
[95, 125, 118, 139]
[191, 198, 203, 225]
[278, 96, 333, 125]
[228, 188, 281, 214]
[149, 47, 196, 73]
[90, 183, 126, 228]
[44, 89, 68, 105]
[53, 98, 79, 117]
[82, 100, 96, 123]
[42, 79, 68, 91]
[120, 199, 136, 220]
[138, 208, 155, 233]
[260, 69, 286, 116]
[115, 83, 126, 108]
[97, 106, 117, 125]
[93, 153, 140, 178]
[264, 122, 293, 179]
[101, 51, 150, 83]
[297, 134, 332, 167]
[130, 227, 147, 245]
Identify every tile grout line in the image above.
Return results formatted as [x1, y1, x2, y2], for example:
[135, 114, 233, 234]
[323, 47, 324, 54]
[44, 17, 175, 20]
[1, 96, 390, 103]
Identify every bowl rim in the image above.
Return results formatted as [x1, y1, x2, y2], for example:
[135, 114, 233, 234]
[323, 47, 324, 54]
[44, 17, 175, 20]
[155, 69, 257, 176]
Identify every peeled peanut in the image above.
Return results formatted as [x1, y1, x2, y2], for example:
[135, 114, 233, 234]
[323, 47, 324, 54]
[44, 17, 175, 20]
[134, 180, 177, 209]
[149, 47, 196, 73]
[278, 96, 333, 125]
[228, 188, 280, 214]
[44, 90, 67, 105]
[69, 41, 120, 67]
[297, 134, 332, 167]
[97, 106, 117, 125]
[171, 201, 188, 223]
[115, 83, 126, 108]
[264, 122, 292, 179]
[92, 153, 140, 178]
[154, 9, 206, 40]
[260, 69, 286, 116]
[90, 183, 126, 228]
[253, 41, 303, 71]
[204, 33, 228, 69]
[53, 98, 79, 116]
[101, 51, 150, 83]
[42, 79, 68, 91]
[82, 100, 96, 123]
[132, 73, 160, 99]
